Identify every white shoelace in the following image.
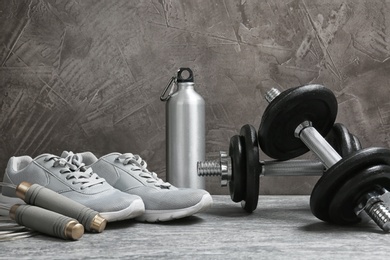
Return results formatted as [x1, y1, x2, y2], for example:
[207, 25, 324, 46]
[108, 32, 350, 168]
[45, 155, 105, 190]
[116, 153, 171, 189]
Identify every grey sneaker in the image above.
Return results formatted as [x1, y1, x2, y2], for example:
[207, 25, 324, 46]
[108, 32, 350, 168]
[0, 153, 145, 222]
[63, 151, 213, 222]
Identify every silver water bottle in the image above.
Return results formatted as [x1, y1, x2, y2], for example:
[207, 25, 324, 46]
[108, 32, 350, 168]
[160, 68, 206, 189]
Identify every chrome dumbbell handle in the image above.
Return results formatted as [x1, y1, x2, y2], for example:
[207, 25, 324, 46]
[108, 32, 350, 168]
[295, 121, 341, 169]
[197, 152, 324, 187]
[262, 160, 324, 176]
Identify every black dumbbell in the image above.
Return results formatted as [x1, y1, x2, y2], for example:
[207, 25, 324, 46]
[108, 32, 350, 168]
[258, 85, 390, 232]
[197, 122, 361, 213]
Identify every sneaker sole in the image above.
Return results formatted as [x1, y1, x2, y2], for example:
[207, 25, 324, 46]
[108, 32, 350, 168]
[100, 198, 145, 222]
[136, 193, 213, 222]
[0, 193, 145, 222]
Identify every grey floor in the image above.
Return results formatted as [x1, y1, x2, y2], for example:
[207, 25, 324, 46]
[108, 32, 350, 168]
[1, 195, 389, 259]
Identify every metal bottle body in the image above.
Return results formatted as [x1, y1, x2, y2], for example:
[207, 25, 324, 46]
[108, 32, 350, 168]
[166, 82, 205, 189]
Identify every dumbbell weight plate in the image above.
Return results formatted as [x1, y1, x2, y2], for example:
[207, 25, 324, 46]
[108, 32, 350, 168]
[310, 147, 390, 222]
[229, 135, 246, 202]
[351, 135, 362, 152]
[328, 164, 390, 225]
[325, 123, 362, 157]
[240, 124, 260, 213]
[259, 84, 338, 160]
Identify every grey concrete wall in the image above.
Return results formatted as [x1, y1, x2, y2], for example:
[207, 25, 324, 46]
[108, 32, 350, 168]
[0, 0, 389, 195]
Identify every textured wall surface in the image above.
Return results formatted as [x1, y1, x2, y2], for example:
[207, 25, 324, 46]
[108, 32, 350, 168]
[1, 0, 390, 195]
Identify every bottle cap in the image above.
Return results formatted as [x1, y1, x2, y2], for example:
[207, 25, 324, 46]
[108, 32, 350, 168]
[177, 68, 194, 83]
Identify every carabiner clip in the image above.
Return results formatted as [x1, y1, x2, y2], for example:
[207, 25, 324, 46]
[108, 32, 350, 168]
[160, 76, 176, 101]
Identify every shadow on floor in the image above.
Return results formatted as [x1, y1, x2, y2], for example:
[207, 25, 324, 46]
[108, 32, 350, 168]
[201, 204, 252, 218]
[203, 203, 314, 221]
[148, 215, 205, 226]
[106, 215, 206, 228]
[299, 221, 384, 234]
[105, 219, 137, 230]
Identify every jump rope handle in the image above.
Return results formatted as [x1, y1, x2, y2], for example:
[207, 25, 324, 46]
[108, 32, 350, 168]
[16, 182, 107, 233]
[10, 204, 84, 240]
